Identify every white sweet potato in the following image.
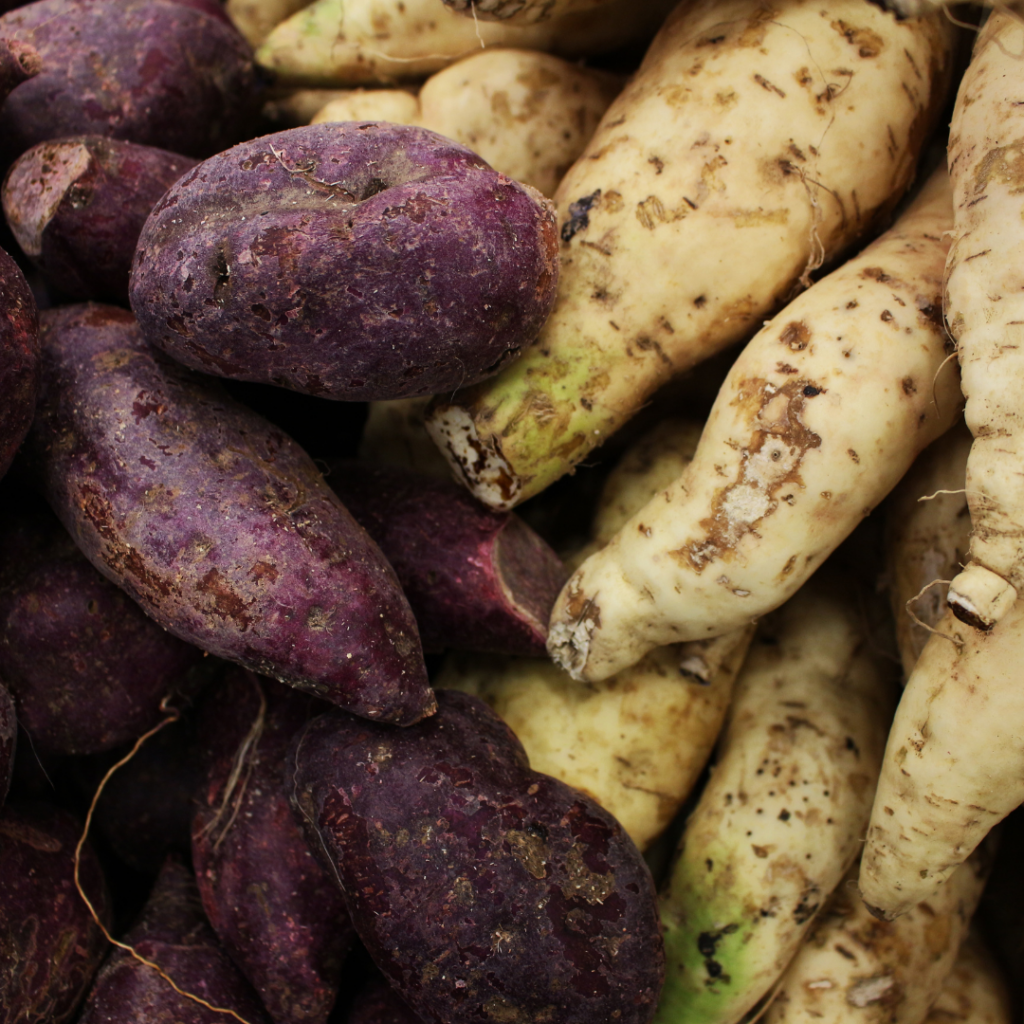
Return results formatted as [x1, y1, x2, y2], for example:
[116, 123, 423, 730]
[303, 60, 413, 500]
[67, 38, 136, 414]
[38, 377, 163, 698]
[256, 0, 674, 86]
[859, 598, 1024, 919]
[763, 852, 991, 1024]
[656, 578, 895, 1024]
[425, 0, 954, 510]
[942, 10, 1024, 632]
[547, 169, 961, 681]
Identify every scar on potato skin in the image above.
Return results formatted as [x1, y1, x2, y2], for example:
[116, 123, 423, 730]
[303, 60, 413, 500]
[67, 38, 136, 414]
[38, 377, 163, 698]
[671, 378, 823, 573]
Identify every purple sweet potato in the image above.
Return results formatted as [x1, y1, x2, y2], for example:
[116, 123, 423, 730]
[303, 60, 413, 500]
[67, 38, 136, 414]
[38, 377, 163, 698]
[0, 681, 13, 805]
[0, 506, 205, 756]
[0, 244, 37, 481]
[0, 801, 111, 1024]
[328, 461, 567, 655]
[347, 975, 424, 1024]
[78, 857, 272, 1024]
[290, 690, 665, 1024]
[3, 136, 198, 304]
[129, 122, 559, 401]
[0, 36, 38, 103]
[0, 0, 257, 164]
[193, 672, 354, 1024]
[26, 303, 434, 725]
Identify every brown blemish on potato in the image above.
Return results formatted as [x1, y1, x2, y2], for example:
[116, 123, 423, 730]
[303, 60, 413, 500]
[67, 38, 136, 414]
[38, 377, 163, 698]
[507, 829, 548, 880]
[780, 321, 810, 351]
[560, 844, 615, 905]
[972, 139, 1024, 195]
[831, 20, 884, 58]
[196, 567, 254, 630]
[670, 378, 822, 573]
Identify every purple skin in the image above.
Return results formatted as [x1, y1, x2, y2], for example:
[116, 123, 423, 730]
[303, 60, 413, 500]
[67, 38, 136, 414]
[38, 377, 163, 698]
[328, 461, 568, 655]
[0, 0, 257, 164]
[3, 136, 199, 305]
[193, 672, 354, 1024]
[347, 975, 426, 1024]
[0, 682, 14, 805]
[129, 122, 560, 401]
[26, 303, 434, 725]
[290, 690, 666, 1024]
[0, 36, 38, 103]
[0, 802, 111, 1024]
[0, 245, 38, 482]
[0, 508, 205, 756]
[78, 857, 272, 1024]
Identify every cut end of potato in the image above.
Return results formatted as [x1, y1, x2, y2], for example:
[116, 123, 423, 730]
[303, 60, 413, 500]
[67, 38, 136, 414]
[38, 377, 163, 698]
[947, 564, 1017, 631]
[546, 611, 594, 681]
[424, 402, 522, 510]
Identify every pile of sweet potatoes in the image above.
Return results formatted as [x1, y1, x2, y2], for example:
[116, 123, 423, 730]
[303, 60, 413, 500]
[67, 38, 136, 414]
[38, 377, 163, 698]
[0, 0, 1021, 1023]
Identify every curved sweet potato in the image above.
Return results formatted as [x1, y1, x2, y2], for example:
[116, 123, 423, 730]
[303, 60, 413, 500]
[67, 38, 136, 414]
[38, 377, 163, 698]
[26, 303, 434, 725]
[193, 672, 354, 1024]
[290, 690, 665, 1024]
[130, 122, 558, 401]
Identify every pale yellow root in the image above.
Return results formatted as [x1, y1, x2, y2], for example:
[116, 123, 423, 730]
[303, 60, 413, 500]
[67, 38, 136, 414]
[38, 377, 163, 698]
[859, 600, 1024, 919]
[944, 10, 1024, 631]
[886, 421, 973, 679]
[255, 0, 675, 86]
[762, 850, 992, 1024]
[425, 0, 954, 510]
[655, 578, 896, 1024]
[547, 168, 961, 682]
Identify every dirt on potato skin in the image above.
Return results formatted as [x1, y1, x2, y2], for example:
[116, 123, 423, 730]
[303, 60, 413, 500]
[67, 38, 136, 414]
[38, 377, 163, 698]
[290, 689, 665, 1024]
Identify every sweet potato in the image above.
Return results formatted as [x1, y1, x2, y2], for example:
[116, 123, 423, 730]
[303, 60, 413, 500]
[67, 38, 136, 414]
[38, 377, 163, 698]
[78, 857, 272, 1024]
[0, 245, 38, 482]
[0, 802, 111, 1024]
[26, 303, 434, 725]
[425, 0, 954, 509]
[256, 0, 675, 87]
[0, 35, 37, 102]
[441, 0, 617, 22]
[0, 0, 257, 163]
[547, 168, 960, 679]
[0, 506, 205, 756]
[3, 136, 198, 305]
[656, 577, 895, 1024]
[129, 122, 559, 403]
[290, 690, 665, 1024]
[763, 850, 990, 1024]
[942, 9, 1024, 631]
[328, 460, 568, 655]
[192, 672, 354, 1024]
